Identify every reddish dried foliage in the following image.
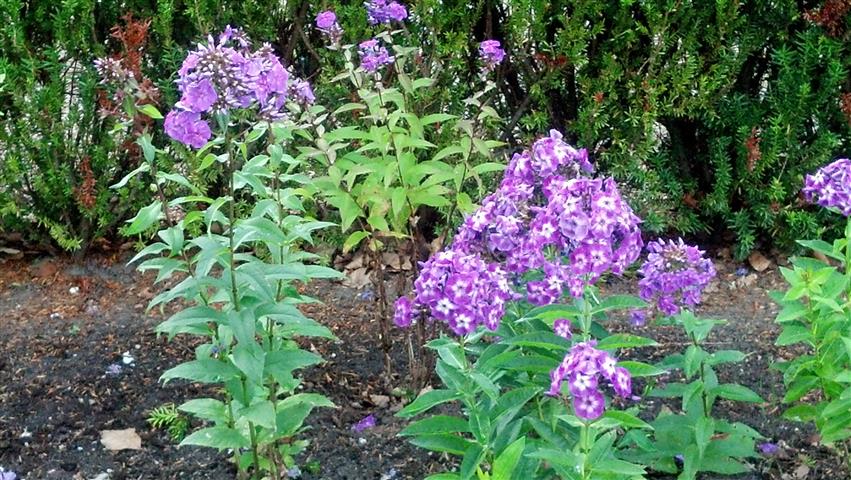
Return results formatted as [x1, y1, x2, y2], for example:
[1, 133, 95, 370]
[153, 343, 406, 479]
[841, 92, 851, 126]
[745, 127, 761, 173]
[804, 0, 851, 36]
[75, 156, 97, 210]
[593, 91, 604, 104]
[98, 14, 160, 160]
[534, 52, 569, 70]
[110, 13, 150, 78]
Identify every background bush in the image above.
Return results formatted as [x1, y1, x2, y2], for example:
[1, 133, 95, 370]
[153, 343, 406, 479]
[1, 0, 849, 257]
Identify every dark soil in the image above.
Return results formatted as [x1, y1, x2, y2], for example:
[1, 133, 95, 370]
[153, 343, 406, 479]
[0, 249, 846, 479]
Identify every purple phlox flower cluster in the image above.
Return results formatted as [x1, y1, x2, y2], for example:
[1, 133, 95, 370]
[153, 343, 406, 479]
[315, 11, 344, 45]
[0, 471, 15, 480]
[352, 414, 377, 433]
[289, 77, 316, 105]
[358, 39, 395, 73]
[548, 341, 632, 420]
[758, 442, 780, 456]
[365, 0, 408, 24]
[166, 26, 303, 148]
[394, 248, 514, 335]
[478, 40, 505, 73]
[553, 318, 573, 339]
[631, 238, 716, 325]
[802, 158, 851, 216]
[453, 130, 639, 305]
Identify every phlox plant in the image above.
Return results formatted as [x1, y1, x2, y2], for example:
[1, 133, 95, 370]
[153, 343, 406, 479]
[303, 3, 507, 384]
[621, 242, 764, 479]
[773, 158, 851, 446]
[393, 131, 766, 479]
[116, 27, 341, 479]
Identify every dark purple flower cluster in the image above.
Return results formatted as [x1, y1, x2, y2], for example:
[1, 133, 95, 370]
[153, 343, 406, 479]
[365, 0, 408, 24]
[631, 239, 715, 325]
[393, 249, 514, 335]
[358, 39, 395, 73]
[315, 11, 344, 46]
[352, 414, 377, 433]
[548, 341, 632, 420]
[478, 40, 505, 73]
[454, 130, 641, 304]
[802, 158, 851, 216]
[165, 26, 313, 148]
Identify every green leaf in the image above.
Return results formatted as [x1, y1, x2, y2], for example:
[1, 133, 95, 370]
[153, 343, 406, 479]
[264, 348, 323, 385]
[178, 398, 228, 423]
[603, 410, 653, 430]
[397, 390, 461, 418]
[124, 201, 163, 235]
[343, 231, 370, 253]
[593, 458, 646, 476]
[111, 162, 150, 189]
[180, 426, 249, 449]
[619, 361, 667, 377]
[705, 350, 746, 366]
[421, 113, 455, 125]
[796, 239, 844, 261]
[596, 334, 658, 350]
[240, 400, 276, 429]
[409, 434, 472, 455]
[399, 415, 471, 436]
[712, 384, 764, 403]
[592, 294, 647, 314]
[776, 324, 813, 346]
[231, 343, 266, 384]
[492, 437, 525, 480]
[501, 331, 572, 350]
[459, 444, 485, 480]
[160, 359, 240, 384]
[333, 103, 366, 115]
[156, 305, 223, 338]
[782, 404, 818, 422]
[138, 104, 163, 119]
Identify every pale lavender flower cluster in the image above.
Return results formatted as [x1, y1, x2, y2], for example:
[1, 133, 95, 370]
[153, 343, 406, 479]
[94, 57, 131, 84]
[478, 40, 505, 73]
[454, 130, 641, 305]
[802, 158, 851, 216]
[165, 26, 312, 148]
[358, 39, 395, 73]
[548, 341, 632, 420]
[631, 239, 716, 325]
[315, 11, 344, 46]
[365, 0, 408, 24]
[393, 249, 514, 335]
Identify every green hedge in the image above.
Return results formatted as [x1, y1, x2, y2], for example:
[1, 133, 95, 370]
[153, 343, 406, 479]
[1, 0, 849, 256]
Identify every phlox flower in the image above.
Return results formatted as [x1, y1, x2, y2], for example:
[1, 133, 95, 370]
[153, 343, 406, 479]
[632, 238, 715, 323]
[548, 341, 632, 420]
[803, 158, 851, 216]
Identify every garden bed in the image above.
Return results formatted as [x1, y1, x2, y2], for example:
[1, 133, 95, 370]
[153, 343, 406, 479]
[0, 250, 845, 479]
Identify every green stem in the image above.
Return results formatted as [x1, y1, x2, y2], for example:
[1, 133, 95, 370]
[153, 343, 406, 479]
[580, 421, 593, 480]
[581, 286, 592, 340]
[241, 377, 262, 479]
[844, 217, 851, 297]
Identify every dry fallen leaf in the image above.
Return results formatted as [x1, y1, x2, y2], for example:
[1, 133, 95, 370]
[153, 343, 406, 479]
[748, 251, 772, 272]
[343, 267, 371, 289]
[100, 428, 142, 451]
[793, 463, 810, 480]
